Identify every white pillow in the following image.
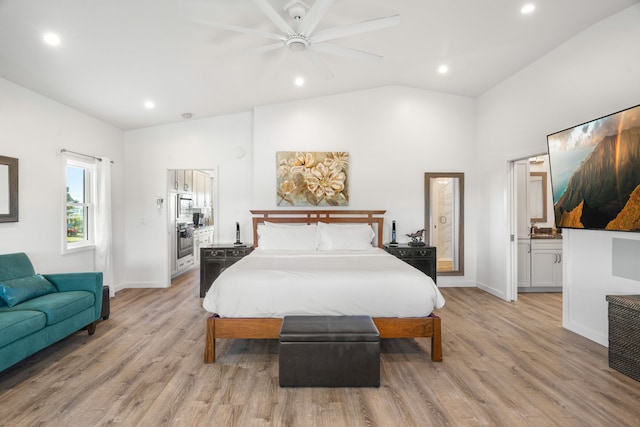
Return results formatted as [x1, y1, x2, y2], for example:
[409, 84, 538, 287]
[257, 223, 318, 250]
[317, 222, 375, 250]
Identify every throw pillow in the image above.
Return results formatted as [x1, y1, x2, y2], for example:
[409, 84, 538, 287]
[0, 274, 57, 307]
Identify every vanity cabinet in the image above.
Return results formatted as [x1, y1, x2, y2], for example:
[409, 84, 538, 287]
[384, 244, 437, 284]
[200, 245, 253, 297]
[530, 240, 563, 287]
[517, 239, 531, 287]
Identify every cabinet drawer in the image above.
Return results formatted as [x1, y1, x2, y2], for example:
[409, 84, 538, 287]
[531, 239, 562, 250]
[225, 248, 250, 257]
[415, 248, 435, 258]
[201, 248, 226, 258]
[387, 248, 411, 258]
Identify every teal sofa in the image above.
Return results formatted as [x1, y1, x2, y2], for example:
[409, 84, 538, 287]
[0, 252, 103, 372]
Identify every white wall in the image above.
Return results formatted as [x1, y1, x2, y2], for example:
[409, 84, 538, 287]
[251, 85, 477, 287]
[123, 112, 253, 290]
[122, 85, 477, 289]
[0, 77, 125, 283]
[476, 4, 640, 344]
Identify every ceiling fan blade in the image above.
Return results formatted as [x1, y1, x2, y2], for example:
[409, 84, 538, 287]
[309, 43, 383, 62]
[303, 50, 335, 80]
[235, 41, 286, 57]
[297, 0, 334, 36]
[191, 19, 284, 42]
[253, 0, 295, 36]
[311, 15, 400, 43]
[264, 48, 294, 80]
[214, 41, 286, 61]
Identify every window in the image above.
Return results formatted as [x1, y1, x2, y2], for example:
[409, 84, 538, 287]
[63, 156, 96, 252]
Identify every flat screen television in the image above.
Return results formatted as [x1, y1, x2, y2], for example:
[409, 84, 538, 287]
[547, 104, 640, 232]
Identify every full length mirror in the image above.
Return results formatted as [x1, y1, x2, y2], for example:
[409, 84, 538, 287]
[0, 155, 18, 223]
[425, 172, 464, 276]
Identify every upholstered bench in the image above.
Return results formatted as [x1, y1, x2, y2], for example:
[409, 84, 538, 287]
[279, 315, 380, 387]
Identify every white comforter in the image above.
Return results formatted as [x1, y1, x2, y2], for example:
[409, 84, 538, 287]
[202, 248, 445, 318]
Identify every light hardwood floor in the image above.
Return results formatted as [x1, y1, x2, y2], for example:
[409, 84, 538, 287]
[1, 269, 639, 427]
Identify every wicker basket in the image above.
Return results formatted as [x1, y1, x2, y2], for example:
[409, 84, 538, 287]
[606, 295, 640, 382]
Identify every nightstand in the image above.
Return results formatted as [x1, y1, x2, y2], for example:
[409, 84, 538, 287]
[383, 244, 437, 284]
[199, 245, 253, 297]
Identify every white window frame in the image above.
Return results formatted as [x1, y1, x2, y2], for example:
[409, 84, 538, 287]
[62, 155, 96, 253]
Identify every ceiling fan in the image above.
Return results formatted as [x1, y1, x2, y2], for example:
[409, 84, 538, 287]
[193, 0, 399, 79]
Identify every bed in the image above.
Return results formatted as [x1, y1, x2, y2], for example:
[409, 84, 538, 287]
[203, 210, 444, 363]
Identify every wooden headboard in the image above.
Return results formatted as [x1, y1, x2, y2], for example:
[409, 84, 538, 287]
[250, 210, 386, 248]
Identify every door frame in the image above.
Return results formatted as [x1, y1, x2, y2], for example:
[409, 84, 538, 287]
[508, 151, 548, 301]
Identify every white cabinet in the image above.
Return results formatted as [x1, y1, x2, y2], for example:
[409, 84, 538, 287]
[167, 169, 178, 192]
[204, 176, 213, 209]
[530, 240, 562, 287]
[192, 171, 214, 209]
[517, 239, 531, 287]
[193, 171, 206, 208]
[193, 227, 214, 262]
[175, 169, 193, 193]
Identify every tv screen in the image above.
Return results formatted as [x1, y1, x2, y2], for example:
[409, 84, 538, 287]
[547, 104, 640, 232]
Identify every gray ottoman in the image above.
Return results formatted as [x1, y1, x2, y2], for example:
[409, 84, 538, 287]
[279, 315, 380, 387]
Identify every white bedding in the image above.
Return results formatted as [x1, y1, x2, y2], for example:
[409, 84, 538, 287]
[202, 248, 445, 318]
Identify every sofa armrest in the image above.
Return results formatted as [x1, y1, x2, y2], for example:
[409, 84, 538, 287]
[43, 272, 104, 320]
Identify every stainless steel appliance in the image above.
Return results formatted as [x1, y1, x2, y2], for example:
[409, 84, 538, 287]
[177, 221, 194, 259]
[177, 194, 193, 218]
[192, 209, 204, 227]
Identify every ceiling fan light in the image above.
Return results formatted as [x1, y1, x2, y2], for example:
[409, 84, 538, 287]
[290, 41, 306, 51]
[286, 35, 308, 51]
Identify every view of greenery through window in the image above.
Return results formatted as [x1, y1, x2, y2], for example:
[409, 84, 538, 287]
[66, 166, 86, 243]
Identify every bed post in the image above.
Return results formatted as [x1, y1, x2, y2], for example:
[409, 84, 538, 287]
[204, 315, 216, 363]
[431, 315, 442, 362]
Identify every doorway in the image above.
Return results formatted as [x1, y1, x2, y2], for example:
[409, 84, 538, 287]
[509, 153, 561, 299]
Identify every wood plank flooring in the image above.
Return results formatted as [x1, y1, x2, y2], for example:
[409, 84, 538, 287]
[1, 269, 639, 426]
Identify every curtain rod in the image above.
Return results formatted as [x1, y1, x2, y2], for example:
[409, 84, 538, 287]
[60, 149, 114, 164]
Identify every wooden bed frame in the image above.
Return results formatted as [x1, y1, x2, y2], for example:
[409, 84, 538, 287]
[204, 210, 442, 363]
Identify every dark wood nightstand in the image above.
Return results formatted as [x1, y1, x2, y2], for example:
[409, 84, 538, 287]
[199, 245, 253, 297]
[383, 244, 437, 284]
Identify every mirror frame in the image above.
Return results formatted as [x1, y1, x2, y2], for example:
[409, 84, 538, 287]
[424, 172, 464, 276]
[529, 171, 547, 223]
[0, 155, 19, 223]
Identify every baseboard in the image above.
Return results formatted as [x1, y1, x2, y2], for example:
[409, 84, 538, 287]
[113, 281, 168, 294]
[563, 319, 608, 347]
[476, 281, 508, 301]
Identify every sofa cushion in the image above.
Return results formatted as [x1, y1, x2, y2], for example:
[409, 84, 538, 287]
[0, 274, 58, 307]
[0, 252, 36, 282]
[0, 310, 47, 348]
[12, 291, 95, 326]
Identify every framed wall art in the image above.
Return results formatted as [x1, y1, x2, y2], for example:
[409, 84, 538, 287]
[276, 151, 349, 206]
[0, 155, 18, 223]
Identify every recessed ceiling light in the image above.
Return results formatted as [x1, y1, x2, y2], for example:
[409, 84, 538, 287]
[144, 100, 155, 109]
[521, 4, 535, 14]
[294, 77, 305, 86]
[438, 64, 449, 74]
[43, 32, 61, 46]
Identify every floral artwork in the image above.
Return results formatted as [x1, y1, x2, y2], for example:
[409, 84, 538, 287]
[276, 152, 349, 206]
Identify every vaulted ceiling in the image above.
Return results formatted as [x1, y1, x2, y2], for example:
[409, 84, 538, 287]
[0, 0, 637, 130]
